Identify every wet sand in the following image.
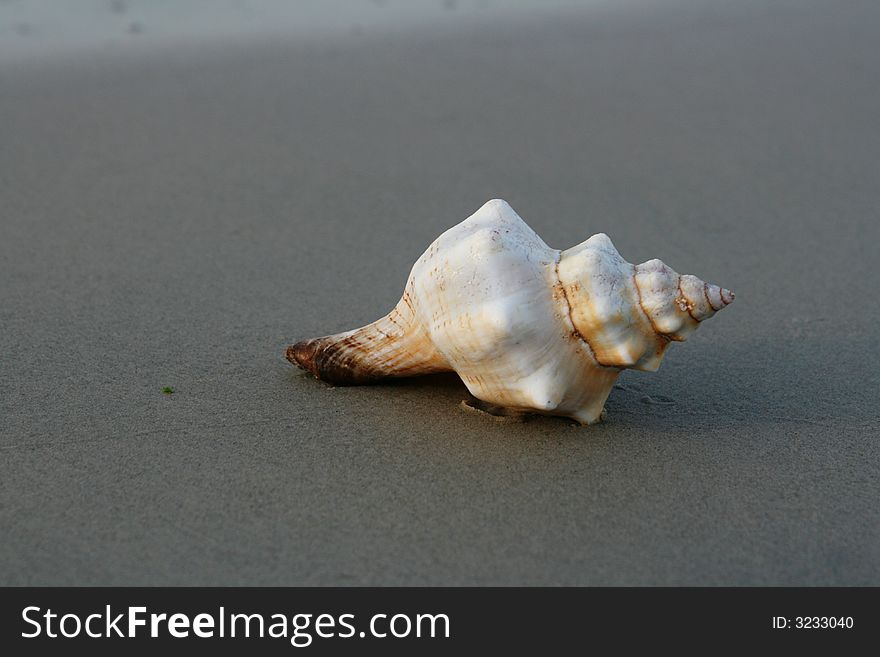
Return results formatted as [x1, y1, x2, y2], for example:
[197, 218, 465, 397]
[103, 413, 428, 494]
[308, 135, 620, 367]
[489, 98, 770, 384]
[1, 0, 878, 584]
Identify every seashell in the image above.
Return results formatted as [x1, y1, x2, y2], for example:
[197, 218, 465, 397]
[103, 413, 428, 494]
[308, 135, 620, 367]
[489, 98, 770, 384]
[287, 199, 734, 424]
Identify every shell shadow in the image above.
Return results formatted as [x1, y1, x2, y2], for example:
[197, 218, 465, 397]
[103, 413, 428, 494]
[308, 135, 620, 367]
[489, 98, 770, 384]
[284, 332, 874, 435]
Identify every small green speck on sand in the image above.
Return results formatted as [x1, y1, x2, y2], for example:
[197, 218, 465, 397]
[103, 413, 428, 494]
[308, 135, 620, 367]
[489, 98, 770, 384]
[162, 386, 175, 395]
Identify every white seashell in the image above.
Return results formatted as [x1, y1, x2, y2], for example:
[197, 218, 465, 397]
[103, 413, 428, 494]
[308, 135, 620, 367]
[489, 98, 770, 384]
[287, 199, 734, 424]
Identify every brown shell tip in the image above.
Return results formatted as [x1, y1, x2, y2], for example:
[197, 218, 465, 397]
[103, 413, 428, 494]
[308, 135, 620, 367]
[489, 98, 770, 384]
[721, 288, 735, 305]
[286, 337, 375, 385]
[286, 341, 320, 377]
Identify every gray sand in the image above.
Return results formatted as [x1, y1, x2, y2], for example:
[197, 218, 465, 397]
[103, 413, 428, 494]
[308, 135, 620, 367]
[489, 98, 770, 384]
[1, 0, 878, 585]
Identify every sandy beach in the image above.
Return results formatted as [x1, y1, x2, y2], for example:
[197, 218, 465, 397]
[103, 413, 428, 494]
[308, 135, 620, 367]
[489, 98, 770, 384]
[1, 0, 878, 584]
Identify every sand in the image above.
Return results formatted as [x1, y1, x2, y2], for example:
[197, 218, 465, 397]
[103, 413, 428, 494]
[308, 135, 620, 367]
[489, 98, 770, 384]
[1, 0, 878, 585]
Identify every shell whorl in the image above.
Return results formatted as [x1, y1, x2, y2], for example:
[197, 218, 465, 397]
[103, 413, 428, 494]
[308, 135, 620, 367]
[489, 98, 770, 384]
[557, 236, 733, 372]
[286, 199, 734, 424]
